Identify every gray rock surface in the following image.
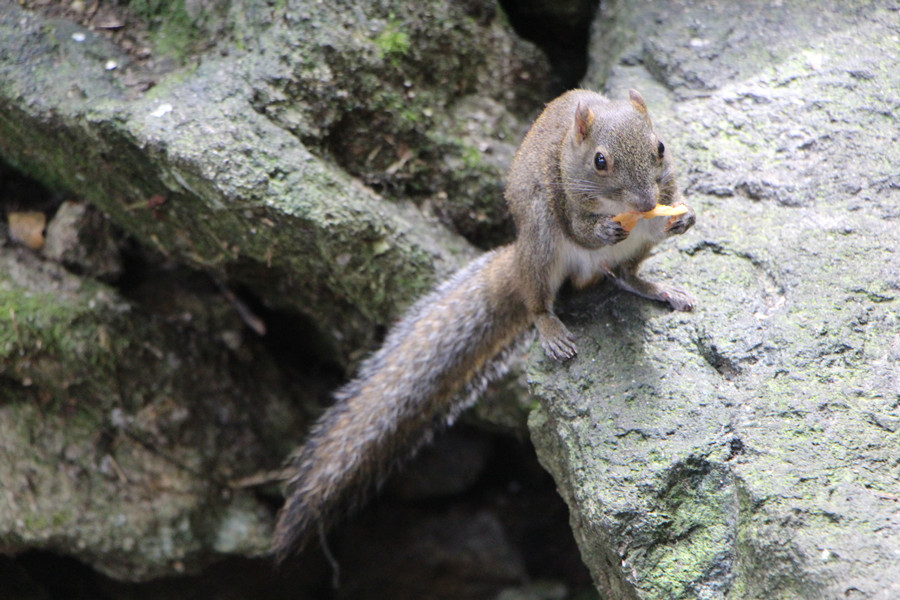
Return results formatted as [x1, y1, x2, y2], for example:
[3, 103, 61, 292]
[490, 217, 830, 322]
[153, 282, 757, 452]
[334, 507, 527, 600]
[0, 245, 299, 580]
[528, 2, 900, 599]
[0, 0, 549, 583]
[0, 0, 550, 364]
[43, 201, 123, 280]
[3, 0, 898, 596]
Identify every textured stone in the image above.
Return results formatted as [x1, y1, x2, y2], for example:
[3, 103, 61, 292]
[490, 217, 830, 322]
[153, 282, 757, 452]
[0, 247, 300, 580]
[529, 2, 900, 599]
[0, 0, 553, 584]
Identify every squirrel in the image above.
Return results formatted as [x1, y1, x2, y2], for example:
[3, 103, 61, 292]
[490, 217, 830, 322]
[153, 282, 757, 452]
[273, 89, 696, 561]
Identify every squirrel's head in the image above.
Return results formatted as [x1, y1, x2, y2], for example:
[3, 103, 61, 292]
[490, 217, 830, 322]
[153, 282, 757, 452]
[560, 89, 674, 214]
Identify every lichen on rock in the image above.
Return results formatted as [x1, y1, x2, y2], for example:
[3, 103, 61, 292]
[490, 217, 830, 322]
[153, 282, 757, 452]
[0, 0, 555, 588]
[528, 2, 900, 599]
[0, 246, 304, 580]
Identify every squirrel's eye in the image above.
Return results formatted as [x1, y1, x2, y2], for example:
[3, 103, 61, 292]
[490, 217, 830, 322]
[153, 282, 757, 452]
[657, 140, 665, 158]
[593, 152, 607, 171]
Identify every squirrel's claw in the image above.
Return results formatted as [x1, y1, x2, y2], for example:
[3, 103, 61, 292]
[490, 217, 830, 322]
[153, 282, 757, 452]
[595, 217, 629, 246]
[664, 204, 696, 236]
[536, 315, 578, 361]
[542, 335, 578, 361]
[660, 286, 696, 312]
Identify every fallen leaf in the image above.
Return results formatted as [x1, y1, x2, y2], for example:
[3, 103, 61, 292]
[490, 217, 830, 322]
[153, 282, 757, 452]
[8, 211, 47, 250]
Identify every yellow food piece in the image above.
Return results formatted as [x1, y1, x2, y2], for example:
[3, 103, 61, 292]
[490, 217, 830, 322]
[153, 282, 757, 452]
[611, 212, 642, 232]
[644, 204, 688, 218]
[612, 203, 687, 232]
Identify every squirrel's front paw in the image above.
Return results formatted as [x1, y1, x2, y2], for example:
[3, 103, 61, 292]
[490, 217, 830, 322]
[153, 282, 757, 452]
[665, 204, 696, 236]
[595, 216, 628, 246]
[536, 315, 578, 361]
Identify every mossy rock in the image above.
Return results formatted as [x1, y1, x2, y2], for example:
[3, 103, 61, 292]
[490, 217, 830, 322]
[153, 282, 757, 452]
[529, 2, 900, 598]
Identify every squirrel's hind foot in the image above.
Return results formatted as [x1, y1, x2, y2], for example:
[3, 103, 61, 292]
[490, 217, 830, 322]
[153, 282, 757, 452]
[658, 286, 696, 312]
[609, 268, 697, 312]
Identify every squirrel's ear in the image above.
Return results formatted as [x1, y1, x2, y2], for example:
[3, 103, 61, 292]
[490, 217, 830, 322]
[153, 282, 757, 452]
[574, 102, 595, 143]
[629, 89, 648, 115]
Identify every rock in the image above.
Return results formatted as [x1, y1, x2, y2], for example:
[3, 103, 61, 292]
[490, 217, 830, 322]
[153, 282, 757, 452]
[0, 246, 305, 581]
[388, 429, 493, 501]
[494, 581, 568, 600]
[0, 555, 49, 600]
[529, 2, 900, 599]
[499, 0, 598, 88]
[243, 1, 552, 247]
[0, 0, 545, 364]
[0, 0, 552, 585]
[43, 201, 123, 281]
[335, 506, 527, 600]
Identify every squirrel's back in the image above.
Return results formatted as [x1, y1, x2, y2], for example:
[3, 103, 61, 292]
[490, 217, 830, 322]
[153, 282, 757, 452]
[273, 244, 529, 560]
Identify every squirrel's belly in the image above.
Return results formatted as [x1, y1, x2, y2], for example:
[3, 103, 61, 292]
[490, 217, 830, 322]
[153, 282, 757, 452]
[561, 219, 659, 284]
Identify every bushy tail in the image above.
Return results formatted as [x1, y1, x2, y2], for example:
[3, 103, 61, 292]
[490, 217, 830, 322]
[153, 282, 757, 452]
[273, 245, 530, 561]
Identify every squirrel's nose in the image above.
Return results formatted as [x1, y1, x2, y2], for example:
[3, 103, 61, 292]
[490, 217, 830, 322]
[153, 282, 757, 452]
[633, 189, 657, 213]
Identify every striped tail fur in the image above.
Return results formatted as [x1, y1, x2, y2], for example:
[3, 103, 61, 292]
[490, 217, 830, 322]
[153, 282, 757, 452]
[273, 245, 530, 561]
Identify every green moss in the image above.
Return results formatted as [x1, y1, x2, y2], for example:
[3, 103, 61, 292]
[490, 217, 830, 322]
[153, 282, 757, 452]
[637, 464, 734, 598]
[24, 514, 50, 532]
[0, 264, 131, 405]
[399, 107, 422, 127]
[374, 20, 411, 65]
[52, 510, 74, 527]
[128, 0, 203, 60]
[461, 145, 482, 169]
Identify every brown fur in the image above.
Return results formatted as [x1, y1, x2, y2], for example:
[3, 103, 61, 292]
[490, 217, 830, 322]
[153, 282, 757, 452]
[273, 246, 530, 561]
[506, 89, 696, 360]
[273, 90, 696, 561]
